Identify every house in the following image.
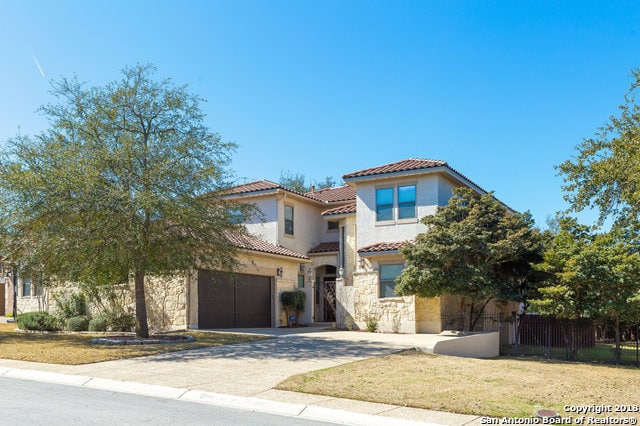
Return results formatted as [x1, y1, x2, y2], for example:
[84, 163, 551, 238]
[9, 158, 513, 334]
[190, 157, 511, 333]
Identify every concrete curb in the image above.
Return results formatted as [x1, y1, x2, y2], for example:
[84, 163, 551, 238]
[0, 367, 443, 426]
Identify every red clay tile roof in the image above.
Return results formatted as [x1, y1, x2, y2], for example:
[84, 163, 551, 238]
[305, 185, 356, 203]
[226, 180, 339, 203]
[228, 233, 309, 260]
[343, 158, 448, 179]
[322, 202, 356, 216]
[225, 180, 282, 195]
[308, 241, 339, 254]
[357, 241, 408, 254]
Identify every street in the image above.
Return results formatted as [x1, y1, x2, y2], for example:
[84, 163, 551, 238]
[0, 377, 336, 425]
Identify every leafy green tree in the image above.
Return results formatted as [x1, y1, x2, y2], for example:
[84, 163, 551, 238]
[558, 68, 640, 226]
[0, 64, 251, 337]
[397, 187, 546, 330]
[279, 170, 336, 193]
[530, 217, 640, 362]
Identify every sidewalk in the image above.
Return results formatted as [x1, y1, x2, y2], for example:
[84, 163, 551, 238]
[0, 323, 483, 425]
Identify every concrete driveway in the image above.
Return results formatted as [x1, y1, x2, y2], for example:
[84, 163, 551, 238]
[0, 326, 482, 425]
[0, 328, 446, 396]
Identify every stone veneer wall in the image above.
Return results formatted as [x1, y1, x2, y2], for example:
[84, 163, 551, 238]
[351, 271, 417, 333]
[28, 275, 189, 333]
[143, 275, 188, 332]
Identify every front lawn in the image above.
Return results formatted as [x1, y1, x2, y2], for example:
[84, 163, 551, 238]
[277, 350, 640, 418]
[0, 323, 268, 365]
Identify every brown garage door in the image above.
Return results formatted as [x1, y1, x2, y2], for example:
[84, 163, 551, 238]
[198, 270, 272, 328]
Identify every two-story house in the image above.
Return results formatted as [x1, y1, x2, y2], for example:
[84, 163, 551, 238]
[189, 157, 507, 333]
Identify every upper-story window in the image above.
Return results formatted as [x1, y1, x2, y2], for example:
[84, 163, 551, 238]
[376, 188, 394, 221]
[284, 205, 294, 235]
[398, 185, 416, 219]
[376, 184, 417, 222]
[327, 220, 339, 231]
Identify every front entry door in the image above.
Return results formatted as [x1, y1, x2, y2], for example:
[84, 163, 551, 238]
[314, 279, 336, 322]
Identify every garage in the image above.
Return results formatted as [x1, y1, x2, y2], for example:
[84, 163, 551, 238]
[197, 269, 272, 328]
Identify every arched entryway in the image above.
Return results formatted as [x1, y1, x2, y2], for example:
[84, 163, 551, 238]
[313, 265, 337, 322]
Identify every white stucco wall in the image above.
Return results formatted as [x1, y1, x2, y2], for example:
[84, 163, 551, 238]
[277, 194, 325, 255]
[244, 196, 279, 244]
[355, 175, 440, 248]
[438, 175, 458, 206]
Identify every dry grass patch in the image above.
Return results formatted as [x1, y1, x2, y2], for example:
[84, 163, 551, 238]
[277, 350, 640, 417]
[0, 323, 268, 365]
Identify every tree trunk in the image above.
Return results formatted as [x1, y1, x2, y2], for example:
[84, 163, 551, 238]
[469, 298, 494, 331]
[134, 268, 149, 338]
[614, 317, 622, 365]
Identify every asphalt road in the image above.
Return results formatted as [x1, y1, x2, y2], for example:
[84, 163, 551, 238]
[0, 377, 336, 425]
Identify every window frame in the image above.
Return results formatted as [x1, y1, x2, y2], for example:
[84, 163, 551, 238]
[378, 263, 404, 298]
[284, 204, 294, 235]
[22, 277, 31, 297]
[375, 183, 418, 224]
[397, 184, 417, 220]
[327, 220, 339, 232]
[375, 187, 394, 222]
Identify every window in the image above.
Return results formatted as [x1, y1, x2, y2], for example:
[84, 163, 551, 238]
[22, 278, 31, 297]
[379, 264, 404, 298]
[297, 275, 305, 289]
[376, 188, 394, 221]
[229, 208, 244, 224]
[327, 220, 339, 231]
[376, 184, 417, 222]
[398, 185, 416, 219]
[284, 205, 294, 235]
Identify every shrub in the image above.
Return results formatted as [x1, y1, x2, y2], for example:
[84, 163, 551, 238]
[88, 314, 109, 332]
[280, 291, 306, 325]
[54, 292, 87, 321]
[366, 316, 378, 333]
[65, 315, 89, 332]
[17, 311, 59, 331]
[109, 313, 136, 332]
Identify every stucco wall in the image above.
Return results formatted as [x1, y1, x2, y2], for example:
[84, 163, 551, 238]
[244, 196, 279, 244]
[415, 296, 442, 333]
[437, 175, 458, 206]
[277, 194, 325, 256]
[432, 332, 500, 358]
[355, 175, 440, 249]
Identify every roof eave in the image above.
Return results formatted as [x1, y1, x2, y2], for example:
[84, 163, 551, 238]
[358, 249, 402, 257]
[238, 247, 311, 262]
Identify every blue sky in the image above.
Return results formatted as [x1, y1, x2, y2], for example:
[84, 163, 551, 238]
[2, 1, 640, 228]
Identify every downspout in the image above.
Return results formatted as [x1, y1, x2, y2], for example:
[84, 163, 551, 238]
[12, 266, 17, 319]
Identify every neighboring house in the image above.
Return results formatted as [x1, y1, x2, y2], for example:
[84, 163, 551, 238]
[10, 158, 514, 333]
